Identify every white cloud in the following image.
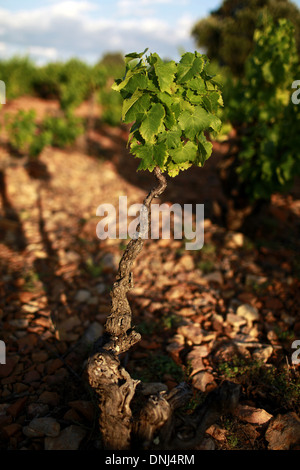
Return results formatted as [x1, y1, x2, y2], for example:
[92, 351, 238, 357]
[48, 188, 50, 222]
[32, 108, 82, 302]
[116, 0, 173, 17]
[0, 1, 195, 64]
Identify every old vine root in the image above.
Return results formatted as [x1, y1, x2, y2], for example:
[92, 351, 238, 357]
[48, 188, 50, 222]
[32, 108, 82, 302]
[87, 167, 240, 450]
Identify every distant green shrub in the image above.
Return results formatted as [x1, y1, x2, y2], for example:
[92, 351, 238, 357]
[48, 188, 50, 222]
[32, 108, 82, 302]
[5, 109, 51, 158]
[98, 86, 123, 126]
[227, 17, 300, 200]
[31, 62, 63, 99]
[42, 112, 84, 148]
[0, 56, 36, 99]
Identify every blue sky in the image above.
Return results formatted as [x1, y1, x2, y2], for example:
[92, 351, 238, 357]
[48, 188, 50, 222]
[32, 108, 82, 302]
[0, 0, 299, 64]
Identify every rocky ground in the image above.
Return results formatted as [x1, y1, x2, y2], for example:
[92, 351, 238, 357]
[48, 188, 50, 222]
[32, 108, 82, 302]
[0, 98, 300, 450]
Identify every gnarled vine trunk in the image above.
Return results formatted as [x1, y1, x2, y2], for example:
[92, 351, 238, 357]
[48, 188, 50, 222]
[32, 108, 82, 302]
[87, 167, 240, 450]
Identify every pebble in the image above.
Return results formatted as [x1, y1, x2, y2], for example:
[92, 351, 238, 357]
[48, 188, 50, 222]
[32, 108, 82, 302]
[192, 370, 216, 392]
[8, 318, 29, 328]
[141, 383, 168, 396]
[24, 369, 41, 384]
[38, 391, 60, 407]
[178, 323, 204, 345]
[75, 289, 91, 303]
[226, 313, 247, 329]
[179, 255, 195, 271]
[206, 424, 227, 442]
[68, 400, 94, 422]
[177, 307, 195, 317]
[44, 425, 86, 450]
[80, 322, 103, 348]
[101, 253, 119, 270]
[31, 351, 49, 363]
[186, 350, 205, 375]
[95, 283, 106, 294]
[0, 356, 19, 378]
[252, 345, 273, 363]
[234, 404, 273, 425]
[3, 423, 22, 437]
[22, 304, 39, 313]
[13, 383, 29, 394]
[27, 403, 49, 418]
[23, 417, 60, 438]
[57, 315, 81, 332]
[265, 413, 300, 450]
[236, 304, 260, 324]
[166, 286, 187, 301]
[196, 437, 216, 450]
[204, 271, 223, 285]
[225, 232, 244, 248]
[6, 397, 27, 418]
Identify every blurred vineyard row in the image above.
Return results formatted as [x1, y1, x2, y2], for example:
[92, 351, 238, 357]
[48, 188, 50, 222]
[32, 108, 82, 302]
[0, 16, 300, 205]
[0, 53, 125, 157]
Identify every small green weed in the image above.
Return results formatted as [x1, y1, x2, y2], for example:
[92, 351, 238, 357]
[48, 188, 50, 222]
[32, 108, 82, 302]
[131, 353, 184, 383]
[218, 356, 300, 413]
[23, 270, 40, 291]
[197, 260, 215, 274]
[85, 257, 104, 278]
[135, 320, 156, 336]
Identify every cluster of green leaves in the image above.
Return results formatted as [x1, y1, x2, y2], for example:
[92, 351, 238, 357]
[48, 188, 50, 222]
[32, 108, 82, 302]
[5, 107, 83, 157]
[30, 58, 106, 107]
[0, 57, 36, 99]
[98, 85, 124, 126]
[112, 49, 223, 176]
[97, 54, 125, 126]
[42, 112, 84, 148]
[227, 17, 300, 200]
[5, 110, 51, 158]
[31, 54, 125, 123]
[191, 0, 300, 77]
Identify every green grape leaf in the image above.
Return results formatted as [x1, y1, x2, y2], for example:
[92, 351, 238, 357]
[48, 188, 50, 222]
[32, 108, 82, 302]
[139, 103, 165, 143]
[164, 106, 176, 129]
[131, 140, 168, 170]
[122, 91, 151, 123]
[177, 53, 204, 83]
[125, 48, 149, 64]
[158, 125, 182, 148]
[112, 69, 137, 92]
[122, 89, 143, 120]
[157, 91, 173, 107]
[178, 107, 211, 139]
[122, 73, 148, 94]
[169, 140, 198, 163]
[185, 89, 203, 105]
[153, 141, 168, 166]
[202, 91, 222, 113]
[197, 133, 213, 164]
[187, 76, 206, 93]
[131, 142, 155, 170]
[154, 60, 177, 93]
[208, 114, 222, 133]
[167, 161, 192, 177]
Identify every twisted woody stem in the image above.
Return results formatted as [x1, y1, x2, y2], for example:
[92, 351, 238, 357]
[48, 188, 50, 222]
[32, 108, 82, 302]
[87, 166, 241, 451]
[103, 166, 167, 354]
